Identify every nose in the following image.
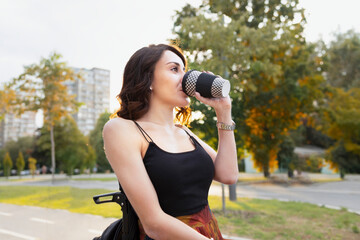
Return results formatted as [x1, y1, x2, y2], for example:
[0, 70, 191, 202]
[179, 70, 185, 84]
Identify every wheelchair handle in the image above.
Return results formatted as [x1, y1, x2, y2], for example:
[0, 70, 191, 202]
[93, 192, 126, 206]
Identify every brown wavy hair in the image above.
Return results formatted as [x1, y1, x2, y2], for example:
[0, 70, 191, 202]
[112, 44, 192, 126]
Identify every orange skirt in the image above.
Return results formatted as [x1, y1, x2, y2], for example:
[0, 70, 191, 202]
[139, 205, 224, 240]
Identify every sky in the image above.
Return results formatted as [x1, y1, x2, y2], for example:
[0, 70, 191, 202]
[1, 0, 360, 112]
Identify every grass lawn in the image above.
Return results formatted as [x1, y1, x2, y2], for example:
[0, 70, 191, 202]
[0, 186, 359, 240]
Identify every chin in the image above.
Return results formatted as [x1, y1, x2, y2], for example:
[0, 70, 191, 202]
[178, 97, 190, 107]
[170, 96, 190, 108]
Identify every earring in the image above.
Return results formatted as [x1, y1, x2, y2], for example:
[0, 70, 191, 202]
[150, 86, 153, 91]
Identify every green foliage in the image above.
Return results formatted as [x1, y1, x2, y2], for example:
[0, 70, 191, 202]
[324, 30, 360, 90]
[173, 0, 325, 177]
[56, 117, 88, 176]
[28, 157, 37, 177]
[3, 152, 13, 178]
[277, 135, 299, 177]
[322, 88, 360, 175]
[288, 124, 306, 146]
[15, 151, 25, 177]
[33, 128, 52, 168]
[310, 30, 360, 175]
[3, 136, 35, 164]
[89, 112, 111, 172]
[207, 0, 303, 28]
[304, 155, 323, 173]
[353, 225, 360, 234]
[0, 83, 16, 121]
[82, 144, 96, 174]
[328, 141, 360, 176]
[35, 116, 88, 176]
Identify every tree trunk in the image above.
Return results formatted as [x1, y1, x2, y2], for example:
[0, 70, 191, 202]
[340, 167, 345, 179]
[50, 124, 56, 184]
[263, 161, 270, 178]
[288, 168, 294, 178]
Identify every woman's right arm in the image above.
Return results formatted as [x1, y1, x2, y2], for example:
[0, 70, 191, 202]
[102, 118, 211, 240]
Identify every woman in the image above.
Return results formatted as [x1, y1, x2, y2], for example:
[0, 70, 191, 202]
[103, 44, 238, 240]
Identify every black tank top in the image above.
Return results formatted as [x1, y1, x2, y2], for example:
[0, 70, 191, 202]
[134, 121, 215, 217]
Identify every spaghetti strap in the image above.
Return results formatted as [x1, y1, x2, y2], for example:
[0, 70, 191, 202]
[175, 124, 192, 137]
[175, 124, 197, 147]
[133, 121, 153, 143]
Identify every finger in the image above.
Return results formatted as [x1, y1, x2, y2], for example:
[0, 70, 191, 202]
[194, 92, 204, 101]
[194, 92, 208, 104]
[203, 70, 215, 75]
[195, 92, 216, 106]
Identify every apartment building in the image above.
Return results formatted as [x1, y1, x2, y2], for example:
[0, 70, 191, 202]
[67, 67, 110, 135]
[0, 111, 37, 148]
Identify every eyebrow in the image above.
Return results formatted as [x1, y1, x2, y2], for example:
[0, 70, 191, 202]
[166, 61, 185, 70]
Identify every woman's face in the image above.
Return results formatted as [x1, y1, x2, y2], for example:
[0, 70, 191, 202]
[151, 50, 189, 107]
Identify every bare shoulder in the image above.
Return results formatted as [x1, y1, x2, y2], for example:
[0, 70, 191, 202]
[103, 118, 139, 145]
[102, 117, 144, 168]
[103, 117, 133, 135]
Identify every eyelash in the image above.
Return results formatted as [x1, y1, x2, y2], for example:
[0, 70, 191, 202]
[171, 67, 178, 72]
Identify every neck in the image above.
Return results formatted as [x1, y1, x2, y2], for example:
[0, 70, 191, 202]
[139, 99, 175, 128]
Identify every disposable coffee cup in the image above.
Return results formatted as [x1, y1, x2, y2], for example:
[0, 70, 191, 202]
[182, 70, 230, 98]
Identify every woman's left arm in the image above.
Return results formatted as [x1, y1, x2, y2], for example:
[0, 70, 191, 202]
[192, 92, 239, 184]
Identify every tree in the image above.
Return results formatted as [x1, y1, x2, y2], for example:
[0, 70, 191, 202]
[28, 157, 37, 178]
[207, 0, 303, 29]
[82, 145, 96, 175]
[173, 0, 325, 177]
[3, 136, 35, 165]
[89, 112, 111, 172]
[36, 115, 88, 176]
[10, 52, 81, 182]
[0, 151, 2, 172]
[15, 151, 25, 178]
[277, 135, 298, 177]
[324, 30, 360, 90]
[0, 83, 16, 120]
[328, 142, 360, 179]
[321, 87, 360, 177]
[3, 152, 13, 178]
[33, 128, 52, 169]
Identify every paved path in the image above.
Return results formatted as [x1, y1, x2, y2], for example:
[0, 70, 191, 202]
[0, 203, 116, 240]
